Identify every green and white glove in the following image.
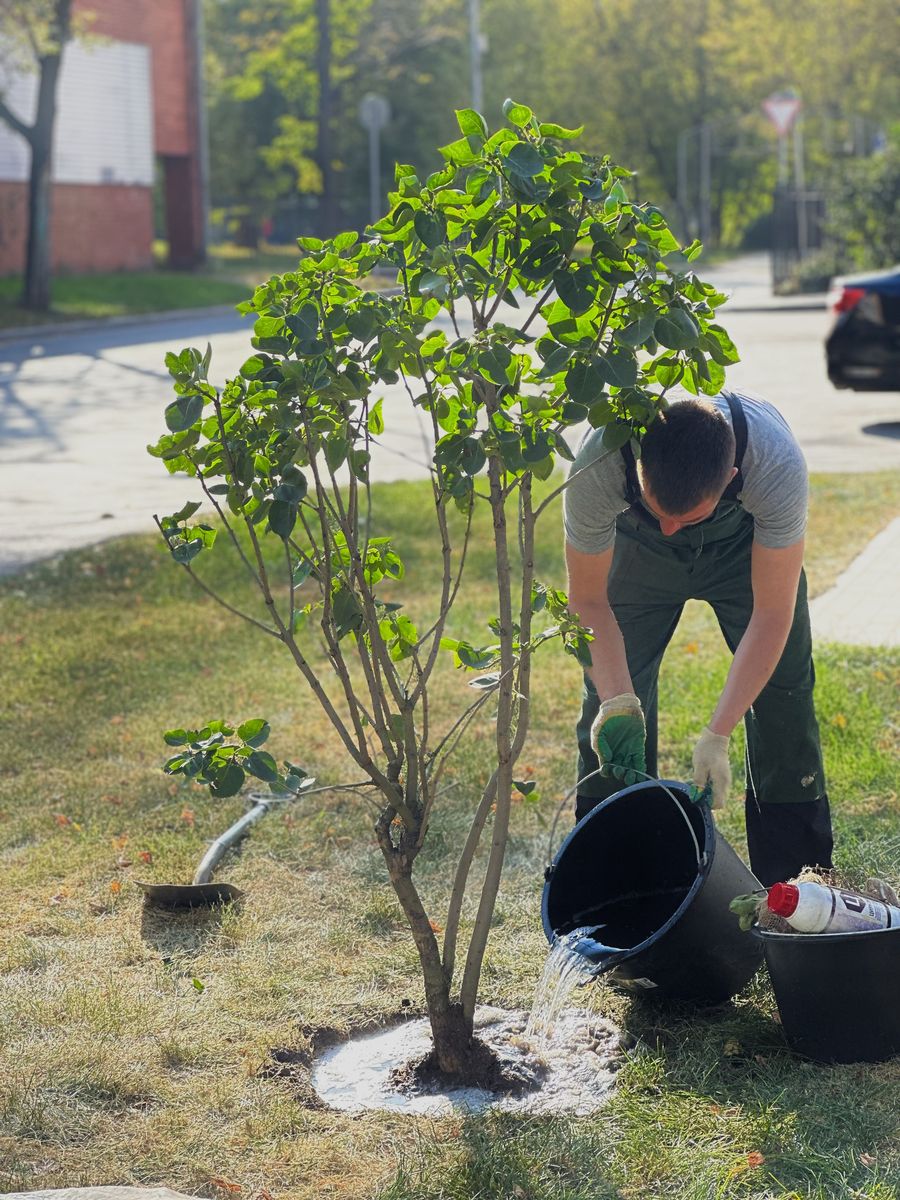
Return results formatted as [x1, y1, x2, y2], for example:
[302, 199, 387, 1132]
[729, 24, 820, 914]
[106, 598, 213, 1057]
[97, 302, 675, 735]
[690, 726, 731, 810]
[590, 692, 646, 786]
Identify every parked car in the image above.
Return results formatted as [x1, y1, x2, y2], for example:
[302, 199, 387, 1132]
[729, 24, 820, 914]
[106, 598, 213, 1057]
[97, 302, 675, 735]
[826, 265, 900, 391]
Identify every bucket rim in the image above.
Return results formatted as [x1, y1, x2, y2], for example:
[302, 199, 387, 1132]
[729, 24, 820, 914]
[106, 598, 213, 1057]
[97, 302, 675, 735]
[752, 924, 900, 945]
[541, 778, 714, 958]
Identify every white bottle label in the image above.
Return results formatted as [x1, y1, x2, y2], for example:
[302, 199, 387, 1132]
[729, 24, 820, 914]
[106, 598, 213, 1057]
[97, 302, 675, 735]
[834, 890, 894, 931]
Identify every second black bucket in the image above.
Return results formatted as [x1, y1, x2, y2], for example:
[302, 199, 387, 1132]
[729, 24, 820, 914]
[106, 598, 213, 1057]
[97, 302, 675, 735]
[542, 779, 763, 1004]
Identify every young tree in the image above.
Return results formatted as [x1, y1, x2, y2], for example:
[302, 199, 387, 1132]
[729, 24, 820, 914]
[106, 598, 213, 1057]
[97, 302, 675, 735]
[0, 0, 73, 311]
[151, 103, 735, 1082]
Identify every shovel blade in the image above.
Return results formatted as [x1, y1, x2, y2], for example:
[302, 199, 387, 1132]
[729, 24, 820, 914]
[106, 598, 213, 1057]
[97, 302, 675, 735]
[136, 880, 244, 909]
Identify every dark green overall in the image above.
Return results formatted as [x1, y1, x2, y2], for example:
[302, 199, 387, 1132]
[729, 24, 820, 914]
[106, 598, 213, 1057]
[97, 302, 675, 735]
[575, 394, 833, 886]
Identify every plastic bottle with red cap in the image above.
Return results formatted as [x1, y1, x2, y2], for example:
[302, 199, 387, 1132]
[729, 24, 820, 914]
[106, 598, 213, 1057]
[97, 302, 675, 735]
[767, 881, 900, 933]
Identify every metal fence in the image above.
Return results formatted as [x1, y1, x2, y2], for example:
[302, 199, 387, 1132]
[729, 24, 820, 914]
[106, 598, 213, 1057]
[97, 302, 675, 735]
[770, 185, 826, 287]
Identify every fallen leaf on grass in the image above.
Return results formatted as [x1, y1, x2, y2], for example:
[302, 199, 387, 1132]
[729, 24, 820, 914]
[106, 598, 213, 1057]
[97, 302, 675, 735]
[181, 808, 195, 826]
[54, 814, 72, 826]
[860, 1153, 876, 1167]
[209, 1180, 242, 1196]
[684, 641, 698, 655]
[109, 880, 122, 895]
[138, 850, 153, 864]
[746, 1151, 765, 1168]
[830, 713, 848, 729]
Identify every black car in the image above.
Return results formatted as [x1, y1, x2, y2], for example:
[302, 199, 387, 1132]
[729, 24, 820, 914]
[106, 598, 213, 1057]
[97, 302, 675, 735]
[825, 265, 900, 391]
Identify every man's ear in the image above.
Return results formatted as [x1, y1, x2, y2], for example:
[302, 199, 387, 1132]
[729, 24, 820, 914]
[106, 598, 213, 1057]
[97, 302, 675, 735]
[727, 466, 738, 483]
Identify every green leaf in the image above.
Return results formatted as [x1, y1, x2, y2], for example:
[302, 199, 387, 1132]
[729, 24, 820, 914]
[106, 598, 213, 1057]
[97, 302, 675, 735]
[615, 312, 658, 347]
[325, 435, 349, 473]
[267, 500, 297, 540]
[414, 209, 446, 248]
[439, 136, 478, 166]
[238, 718, 270, 748]
[163, 728, 190, 746]
[171, 539, 203, 564]
[655, 309, 700, 350]
[538, 122, 584, 139]
[653, 358, 685, 388]
[565, 358, 607, 404]
[273, 479, 307, 505]
[604, 348, 638, 389]
[502, 98, 533, 128]
[554, 268, 593, 315]
[367, 397, 384, 436]
[513, 779, 538, 795]
[600, 422, 633, 452]
[504, 142, 544, 179]
[246, 750, 279, 783]
[172, 500, 202, 522]
[455, 108, 488, 139]
[210, 761, 245, 798]
[332, 585, 363, 639]
[164, 394, 204, 433]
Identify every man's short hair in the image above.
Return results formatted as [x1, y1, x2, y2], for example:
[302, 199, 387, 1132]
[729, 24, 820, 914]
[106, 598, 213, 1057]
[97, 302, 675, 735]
[638, 398, 736, 515]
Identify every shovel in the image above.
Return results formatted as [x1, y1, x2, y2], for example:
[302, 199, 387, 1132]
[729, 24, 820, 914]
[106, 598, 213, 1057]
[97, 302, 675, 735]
[137, 794, 276, 909]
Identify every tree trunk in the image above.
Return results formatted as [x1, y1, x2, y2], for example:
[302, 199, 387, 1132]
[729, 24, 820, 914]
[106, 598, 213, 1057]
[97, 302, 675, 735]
[315, 0, 337, 237]
[22, 0, 72, 312]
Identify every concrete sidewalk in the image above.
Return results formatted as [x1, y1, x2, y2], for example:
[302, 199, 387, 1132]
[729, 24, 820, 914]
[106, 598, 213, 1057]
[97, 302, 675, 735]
[809, 516, 900, 647]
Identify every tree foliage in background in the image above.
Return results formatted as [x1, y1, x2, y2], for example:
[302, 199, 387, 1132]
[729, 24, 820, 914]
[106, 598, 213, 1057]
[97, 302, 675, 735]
[204, 0, 900, 259]
[824, 137, 900, 274]
[151, 102, 736, 1080]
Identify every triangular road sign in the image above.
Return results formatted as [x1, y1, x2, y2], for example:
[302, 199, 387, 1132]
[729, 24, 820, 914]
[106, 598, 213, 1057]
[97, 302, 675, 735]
[762, 93, 802, 136]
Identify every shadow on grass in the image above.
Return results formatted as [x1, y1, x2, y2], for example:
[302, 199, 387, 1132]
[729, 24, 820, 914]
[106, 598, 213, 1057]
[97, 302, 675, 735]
[139, 897, 239, 955]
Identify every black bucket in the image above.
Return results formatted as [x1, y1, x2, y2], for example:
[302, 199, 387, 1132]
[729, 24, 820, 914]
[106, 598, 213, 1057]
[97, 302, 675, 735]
[542, 779, 763, 1004]
[755, 925, 900, 1063]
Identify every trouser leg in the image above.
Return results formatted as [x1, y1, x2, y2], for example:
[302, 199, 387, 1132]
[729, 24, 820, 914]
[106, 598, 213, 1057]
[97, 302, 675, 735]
[575, 537, 683, 822]
[709, 565, 833, 883]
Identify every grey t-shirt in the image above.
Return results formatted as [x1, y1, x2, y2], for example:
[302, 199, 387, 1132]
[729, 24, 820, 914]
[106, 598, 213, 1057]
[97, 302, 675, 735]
[563, 391, 808, 553]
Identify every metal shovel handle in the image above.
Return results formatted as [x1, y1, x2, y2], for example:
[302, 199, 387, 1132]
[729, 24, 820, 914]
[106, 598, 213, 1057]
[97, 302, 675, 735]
[191, 797, 273, 885]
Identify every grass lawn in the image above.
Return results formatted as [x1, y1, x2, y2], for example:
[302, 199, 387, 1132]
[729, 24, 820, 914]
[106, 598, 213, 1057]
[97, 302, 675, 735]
[0, 472, 898, 1199]
[0, 244, 305, 331]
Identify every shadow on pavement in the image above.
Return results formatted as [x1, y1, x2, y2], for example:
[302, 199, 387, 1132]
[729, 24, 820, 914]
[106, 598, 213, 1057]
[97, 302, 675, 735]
[862, 421, 900, 441]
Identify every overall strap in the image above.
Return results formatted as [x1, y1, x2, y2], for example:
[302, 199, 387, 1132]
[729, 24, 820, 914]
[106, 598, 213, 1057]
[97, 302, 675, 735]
[620, 437, 642, 506]
[722, 391, 747, 500]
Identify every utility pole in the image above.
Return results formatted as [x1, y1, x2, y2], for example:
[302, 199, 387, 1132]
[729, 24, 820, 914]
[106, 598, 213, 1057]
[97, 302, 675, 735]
[468, 0, 483, 111]
[699, 121, 712, 247]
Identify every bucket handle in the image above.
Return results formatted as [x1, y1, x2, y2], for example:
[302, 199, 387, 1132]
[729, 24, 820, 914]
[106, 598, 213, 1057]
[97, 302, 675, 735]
[545, 768, 705, 876]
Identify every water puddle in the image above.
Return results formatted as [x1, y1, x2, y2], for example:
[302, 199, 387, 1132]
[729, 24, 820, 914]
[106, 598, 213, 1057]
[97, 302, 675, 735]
[312, 1005, 621, 1116]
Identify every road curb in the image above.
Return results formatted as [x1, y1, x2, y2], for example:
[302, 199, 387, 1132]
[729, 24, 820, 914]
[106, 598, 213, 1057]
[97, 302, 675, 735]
[0, 304, 244, 346]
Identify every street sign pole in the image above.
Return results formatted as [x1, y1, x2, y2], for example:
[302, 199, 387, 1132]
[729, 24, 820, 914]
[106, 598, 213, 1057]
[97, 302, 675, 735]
[358, 93, 391, 226]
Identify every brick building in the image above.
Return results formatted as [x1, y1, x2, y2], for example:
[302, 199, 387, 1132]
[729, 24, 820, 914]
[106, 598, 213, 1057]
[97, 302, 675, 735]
[0, 0, 206, 275]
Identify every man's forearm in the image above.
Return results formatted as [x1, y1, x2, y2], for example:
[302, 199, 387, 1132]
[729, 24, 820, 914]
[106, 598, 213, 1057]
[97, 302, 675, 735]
[572, 598, 633, 699]
[710, 609, 794, 735]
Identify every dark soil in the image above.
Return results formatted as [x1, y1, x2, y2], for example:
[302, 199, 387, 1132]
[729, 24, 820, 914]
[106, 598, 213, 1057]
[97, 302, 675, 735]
[389, 1031, 545, 1097]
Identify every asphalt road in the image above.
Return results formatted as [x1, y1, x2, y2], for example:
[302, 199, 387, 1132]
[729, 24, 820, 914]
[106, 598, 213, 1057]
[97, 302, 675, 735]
[1, 258, 898, 575]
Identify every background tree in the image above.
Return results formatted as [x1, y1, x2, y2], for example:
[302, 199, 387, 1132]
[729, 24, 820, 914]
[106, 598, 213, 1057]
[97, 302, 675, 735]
[0, 0, 73, 311]
[151, 102, 735, 1081]
[204, 0, 900, 259]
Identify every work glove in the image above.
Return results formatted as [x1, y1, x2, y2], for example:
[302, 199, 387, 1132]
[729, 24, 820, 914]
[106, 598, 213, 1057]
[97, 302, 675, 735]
[690, 726, 731, 810]
[590, 692, 646, 786]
